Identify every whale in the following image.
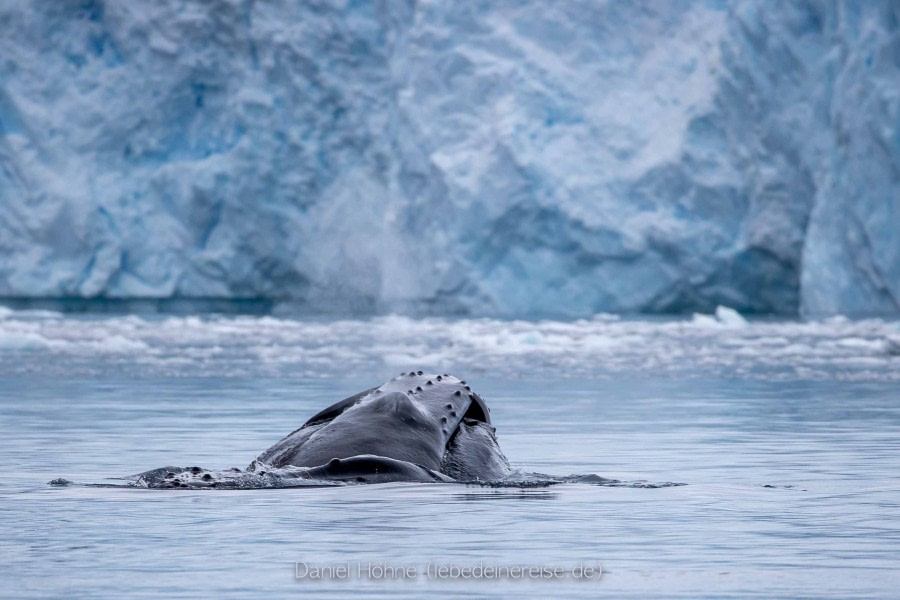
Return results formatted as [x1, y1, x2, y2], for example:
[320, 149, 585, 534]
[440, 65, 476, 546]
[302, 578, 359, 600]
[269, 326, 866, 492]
[135, 372, 510, 488]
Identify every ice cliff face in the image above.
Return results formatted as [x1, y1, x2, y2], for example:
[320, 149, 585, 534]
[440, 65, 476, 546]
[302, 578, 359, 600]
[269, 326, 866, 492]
[0, 0, 897, 317]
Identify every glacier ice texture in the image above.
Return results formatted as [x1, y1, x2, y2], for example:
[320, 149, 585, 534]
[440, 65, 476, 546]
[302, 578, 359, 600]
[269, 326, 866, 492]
[0, 0, 897, 317]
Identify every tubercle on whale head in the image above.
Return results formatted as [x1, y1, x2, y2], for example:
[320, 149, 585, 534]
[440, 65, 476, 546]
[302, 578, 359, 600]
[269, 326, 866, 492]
[394, 371, 492, 426]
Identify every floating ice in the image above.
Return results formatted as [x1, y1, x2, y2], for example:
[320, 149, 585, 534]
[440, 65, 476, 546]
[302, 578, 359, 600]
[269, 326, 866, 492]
[0, 310, 896, 381]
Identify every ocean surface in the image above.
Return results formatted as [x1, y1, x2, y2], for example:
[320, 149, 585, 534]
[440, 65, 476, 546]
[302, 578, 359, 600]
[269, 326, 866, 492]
[1, 309, 899, 598]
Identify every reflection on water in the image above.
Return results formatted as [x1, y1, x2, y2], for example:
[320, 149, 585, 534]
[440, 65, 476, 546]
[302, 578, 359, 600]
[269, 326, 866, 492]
[452, 490, 561, 502]
[1, 374, 899, 598]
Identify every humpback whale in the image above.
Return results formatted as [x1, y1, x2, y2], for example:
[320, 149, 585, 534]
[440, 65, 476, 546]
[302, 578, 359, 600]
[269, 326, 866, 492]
[137, 372, 510, 488]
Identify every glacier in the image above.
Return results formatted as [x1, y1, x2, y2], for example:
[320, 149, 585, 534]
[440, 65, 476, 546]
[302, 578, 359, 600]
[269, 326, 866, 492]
[0, 0, 897, 318]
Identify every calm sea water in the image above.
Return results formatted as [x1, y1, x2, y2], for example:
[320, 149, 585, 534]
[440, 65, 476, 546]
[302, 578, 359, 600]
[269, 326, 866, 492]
[1, 376, 899, 598]
[1, 312, 899, 598]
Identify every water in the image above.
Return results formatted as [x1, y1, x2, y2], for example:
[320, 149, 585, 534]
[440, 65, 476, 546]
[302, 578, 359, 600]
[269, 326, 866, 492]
[1, 312, 899, 598]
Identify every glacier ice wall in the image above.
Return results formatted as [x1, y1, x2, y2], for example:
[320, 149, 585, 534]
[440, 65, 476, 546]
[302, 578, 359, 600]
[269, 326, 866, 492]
[0, 0, 897, 317]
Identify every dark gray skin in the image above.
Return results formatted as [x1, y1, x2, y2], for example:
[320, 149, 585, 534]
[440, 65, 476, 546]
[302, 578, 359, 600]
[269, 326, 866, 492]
[251, 372, 510, 483]
[136, 372, 510, 487]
